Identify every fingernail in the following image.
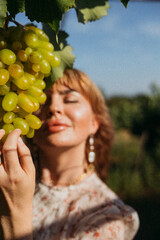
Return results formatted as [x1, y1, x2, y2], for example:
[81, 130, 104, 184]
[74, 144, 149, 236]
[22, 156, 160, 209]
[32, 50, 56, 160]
[0, 129, 5, 134]
[15, 129, 22, 134]
[18, 137, 23, 144]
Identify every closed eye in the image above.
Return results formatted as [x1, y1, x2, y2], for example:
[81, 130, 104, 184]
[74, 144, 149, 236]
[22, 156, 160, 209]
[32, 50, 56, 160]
[64, 100, 79, 103]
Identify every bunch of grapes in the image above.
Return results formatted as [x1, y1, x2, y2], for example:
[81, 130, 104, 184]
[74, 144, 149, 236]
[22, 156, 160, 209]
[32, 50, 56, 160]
[0, 25, 60, 141]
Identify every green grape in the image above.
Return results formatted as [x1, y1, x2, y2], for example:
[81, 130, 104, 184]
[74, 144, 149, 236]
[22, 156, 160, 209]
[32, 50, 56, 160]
[25, 114, 41, 129]
[0, 69, 10, 85]
[13, 117, 29, 135]
[27, 95, 39, 111]
[12, 41, 22, 51]
[25, 47, 33, 56]
[2, 124, 15, 142]
[0, 40, 7, 49]
[0, 81, 10, 95]
[34, 79, 46, 90]
[8, 64, 24, 79]
[18, 93, 35, 113]
[50, 53, 60, 68]
[12, 75, 30, 90]
[17, 50, 28, 62]
[29, 51, 43, 64]
[3, 111, 15, 124]
[27, 85, 43, 98]
[38, 41, 54, 51]
[32, 63, 40, 72]
[0, 61, 5, 69]
[26, 26, 49, 42]
[35, 71, 44, 80]
[0, 49, 16, 65]
[2, 92, 18, 111]
[24, 30, 39, 48]
[24, 72, 36, 85]
[38, 48, 54, 63]
[26, 127, 35, 138]
[36, 92, 47, 104]
[39, 59, 51, 74]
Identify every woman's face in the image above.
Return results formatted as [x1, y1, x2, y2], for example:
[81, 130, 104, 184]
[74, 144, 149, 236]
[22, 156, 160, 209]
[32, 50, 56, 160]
[34, 84, 99, 150]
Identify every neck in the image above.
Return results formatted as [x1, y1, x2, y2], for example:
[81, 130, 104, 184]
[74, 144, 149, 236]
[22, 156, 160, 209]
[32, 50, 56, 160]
[37, 143, 89, 186]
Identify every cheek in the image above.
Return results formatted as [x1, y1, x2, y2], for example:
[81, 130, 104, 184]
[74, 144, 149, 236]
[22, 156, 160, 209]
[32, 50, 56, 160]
[70, 106, 93, 131]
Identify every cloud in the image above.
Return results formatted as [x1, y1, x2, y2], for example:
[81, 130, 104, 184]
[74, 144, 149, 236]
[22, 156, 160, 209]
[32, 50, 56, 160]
[138, 21, 160, 38]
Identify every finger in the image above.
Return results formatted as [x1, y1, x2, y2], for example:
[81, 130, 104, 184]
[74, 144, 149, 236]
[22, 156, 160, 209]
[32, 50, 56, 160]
[0, 129, 5, 165]
[2, 129, 22, 173]
[17, 137, 35, 174]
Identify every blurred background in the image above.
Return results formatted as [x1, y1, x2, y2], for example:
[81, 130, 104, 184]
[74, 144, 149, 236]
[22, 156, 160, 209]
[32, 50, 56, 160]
[15, 0, 160, 239]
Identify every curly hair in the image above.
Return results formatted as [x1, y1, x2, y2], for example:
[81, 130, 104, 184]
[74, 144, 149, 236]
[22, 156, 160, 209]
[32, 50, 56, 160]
[52, 69, 114, 181]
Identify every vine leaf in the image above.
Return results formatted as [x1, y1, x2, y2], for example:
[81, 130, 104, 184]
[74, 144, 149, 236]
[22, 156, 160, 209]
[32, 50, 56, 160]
[121, 0, 130, 8]
[0, 0, 7, 28]
[7, 0, 25, 17]
[25, 0, 75, 32]
[42, 24, 75, 89]
[75, 0, 110, 24]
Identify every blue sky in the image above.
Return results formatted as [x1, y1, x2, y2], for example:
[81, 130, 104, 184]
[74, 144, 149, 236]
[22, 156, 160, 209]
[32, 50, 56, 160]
[15, 1, 160, 97]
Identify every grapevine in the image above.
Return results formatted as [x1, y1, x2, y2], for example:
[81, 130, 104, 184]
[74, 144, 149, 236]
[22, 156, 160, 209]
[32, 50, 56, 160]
[0, 22, 60, 141]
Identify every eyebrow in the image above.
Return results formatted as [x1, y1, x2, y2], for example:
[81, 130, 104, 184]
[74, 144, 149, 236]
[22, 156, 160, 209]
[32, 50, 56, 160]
[58, 89, 77, 95]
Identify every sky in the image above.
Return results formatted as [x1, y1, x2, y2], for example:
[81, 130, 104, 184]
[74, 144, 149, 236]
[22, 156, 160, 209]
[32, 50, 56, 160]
[15, 1, 160, 97]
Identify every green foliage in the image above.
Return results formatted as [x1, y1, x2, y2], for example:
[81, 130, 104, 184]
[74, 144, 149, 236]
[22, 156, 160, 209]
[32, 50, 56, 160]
[121, 0, 130, 7]
[7, 0, 25, 17]
[75, 0, 110, 24]
[0, 0, 7, 27]
[43, 24, 75, 89]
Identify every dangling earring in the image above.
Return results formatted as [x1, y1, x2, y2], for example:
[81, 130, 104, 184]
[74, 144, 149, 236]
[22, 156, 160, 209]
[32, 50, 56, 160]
[88, 134, 95, 163]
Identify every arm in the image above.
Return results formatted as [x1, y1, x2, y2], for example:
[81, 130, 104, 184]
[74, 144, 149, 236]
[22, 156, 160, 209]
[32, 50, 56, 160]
[0, 129, 35, 240]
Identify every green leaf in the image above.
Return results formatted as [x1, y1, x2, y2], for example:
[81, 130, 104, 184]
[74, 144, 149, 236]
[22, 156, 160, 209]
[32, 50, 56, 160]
[121, 0, 130, 8]
[75, 0, 110, 24]
[45, 46, 75, 89]
[25, 0, 75, 32]
[43, 23, 69, 50]
[7, 0, 25, 17]
[0, 0, 7, 28]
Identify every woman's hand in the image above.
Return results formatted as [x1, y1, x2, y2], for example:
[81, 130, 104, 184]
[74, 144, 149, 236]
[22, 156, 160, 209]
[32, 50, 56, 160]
[0, 129, 35, 240]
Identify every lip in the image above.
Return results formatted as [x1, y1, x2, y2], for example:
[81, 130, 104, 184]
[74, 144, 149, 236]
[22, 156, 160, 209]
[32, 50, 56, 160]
[46, 120, 70, 133]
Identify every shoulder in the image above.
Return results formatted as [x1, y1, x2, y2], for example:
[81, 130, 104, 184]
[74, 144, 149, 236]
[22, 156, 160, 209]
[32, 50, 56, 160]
[72, 173, 140, 239]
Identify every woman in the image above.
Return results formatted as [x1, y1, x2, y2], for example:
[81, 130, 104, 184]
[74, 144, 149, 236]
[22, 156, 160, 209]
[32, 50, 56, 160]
[0, 69, 139, 240]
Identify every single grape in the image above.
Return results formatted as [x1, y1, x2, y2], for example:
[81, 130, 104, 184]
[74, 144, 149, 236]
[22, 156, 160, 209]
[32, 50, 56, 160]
[27, 85, 43, 98]
[0, 61, 5, 69]
[12, 75, 30, 90]
[2, 123, 15, 142]
[50, 53, 60, 68]
[36, 92, 47, 104]
[32, 63, 40, 72]
[33, 79, 46, 90]
[2, 92, 18, 111]
[0, 40, 7, 49]
[25, 47, 33, 56]
[26, 127, 35, 138]
[3, 111, 15, 124]
[18, 93, 35, 113]
[38, 41, 54, 51]
[8, 64, 24, 79]
[12, 41, 22, 51]
[24, 30, 39, 48]
[29, 51, 43, 64]
[13, 117, 29, 135]
[0, 81, 10, 95]
[39, 59, 51, 74]
[27, 95, 40, 112]
[17, 50, 28, 62]
[0, 69, 10, 85]
[0, 49, 16, 65]
[25, 114, 41, 129]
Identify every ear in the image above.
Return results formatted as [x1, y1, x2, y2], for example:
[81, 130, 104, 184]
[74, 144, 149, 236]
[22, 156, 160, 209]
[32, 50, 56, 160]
[90, 115, 100, 134]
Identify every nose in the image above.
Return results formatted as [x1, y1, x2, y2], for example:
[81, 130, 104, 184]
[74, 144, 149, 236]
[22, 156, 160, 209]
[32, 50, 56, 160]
[47, 94, 63, 117]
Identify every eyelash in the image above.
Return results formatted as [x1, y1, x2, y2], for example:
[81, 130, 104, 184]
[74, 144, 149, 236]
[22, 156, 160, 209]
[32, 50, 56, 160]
[64, 100, 79, 103]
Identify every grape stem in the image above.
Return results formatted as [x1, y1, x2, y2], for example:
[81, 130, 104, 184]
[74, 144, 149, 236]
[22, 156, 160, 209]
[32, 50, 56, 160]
[7, 15, 24, 28]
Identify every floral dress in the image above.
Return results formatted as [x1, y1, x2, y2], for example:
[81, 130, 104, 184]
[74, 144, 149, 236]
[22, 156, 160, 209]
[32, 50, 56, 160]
[32, 173, 139, 240]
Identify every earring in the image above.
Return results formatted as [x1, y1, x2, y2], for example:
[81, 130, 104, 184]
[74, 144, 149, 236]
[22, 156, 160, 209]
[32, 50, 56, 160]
[88, 134, 95, 163]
